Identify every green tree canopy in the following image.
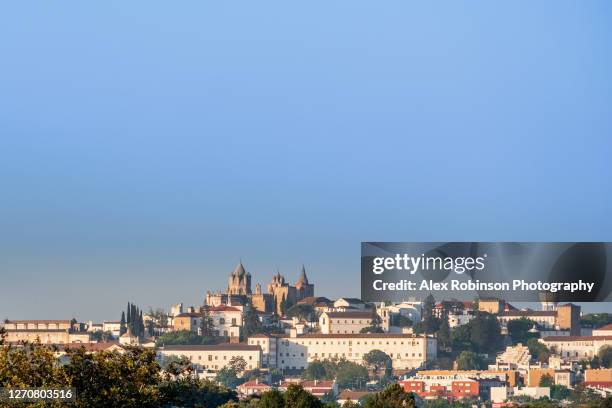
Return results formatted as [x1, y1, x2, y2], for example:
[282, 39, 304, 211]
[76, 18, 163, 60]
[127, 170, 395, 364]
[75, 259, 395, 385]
[455, 351, 485, 370]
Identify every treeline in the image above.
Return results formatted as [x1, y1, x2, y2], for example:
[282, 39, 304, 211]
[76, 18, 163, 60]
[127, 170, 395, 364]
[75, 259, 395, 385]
[0, 335, 416, 408]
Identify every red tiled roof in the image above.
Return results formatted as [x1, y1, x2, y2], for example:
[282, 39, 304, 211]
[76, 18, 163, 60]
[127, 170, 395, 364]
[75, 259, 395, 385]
[596, 323, 612, 331]
[239, 380, 271, 388]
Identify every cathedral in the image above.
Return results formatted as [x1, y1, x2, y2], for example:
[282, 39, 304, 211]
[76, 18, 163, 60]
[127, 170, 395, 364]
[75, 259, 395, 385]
[205, 262, 315, 315]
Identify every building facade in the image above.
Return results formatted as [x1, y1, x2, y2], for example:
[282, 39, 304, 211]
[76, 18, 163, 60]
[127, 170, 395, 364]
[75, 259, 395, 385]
[157, 344, 262, 372]
[248, 332, 436, 371]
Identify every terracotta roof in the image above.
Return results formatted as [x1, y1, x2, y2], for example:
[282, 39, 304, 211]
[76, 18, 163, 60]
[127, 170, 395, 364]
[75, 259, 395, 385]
[239, 380, 271, 388]
[161, 344, 261, 351]
[338, 390, 372, 401]
[596, 323, 612, 331]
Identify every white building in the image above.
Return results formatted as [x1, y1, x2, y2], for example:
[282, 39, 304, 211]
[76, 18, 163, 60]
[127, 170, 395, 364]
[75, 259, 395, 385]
[376, 301, 422, 331]
[102, 321, 122, 337]
[490, 387, 550, 404]
[208, 305, 243, 338]
[319, 311, 374, 334]
[157, 344, 262, 373]
[248, 331, 436, 371]
[540, 336, 612, 361]
[333, 298, 368, 311]
[593, 324, 612, 337]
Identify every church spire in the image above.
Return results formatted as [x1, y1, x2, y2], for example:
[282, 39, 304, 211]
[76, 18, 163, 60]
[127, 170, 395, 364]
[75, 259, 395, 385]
[297, 264, 308, 285]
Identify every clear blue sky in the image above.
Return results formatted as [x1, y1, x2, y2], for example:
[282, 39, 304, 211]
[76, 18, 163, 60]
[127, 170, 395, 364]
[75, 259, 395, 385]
[1, 2, 611, 321]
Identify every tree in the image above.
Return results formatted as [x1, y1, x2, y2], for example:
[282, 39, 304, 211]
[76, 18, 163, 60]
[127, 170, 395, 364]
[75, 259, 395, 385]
[280, 295, 288, 316]
[451, 312, 502, 354]
[91, 330, 115, 342]
[363, 384, 415, 408]
[258, 389, 285, 408]
[455, 351, 485, 370]
[527, 338, 551, 363]
[243, 299, 262, 338]
[120, 311, 127, 336]
[539, 373, 554, 387]
[229, 356, 247, 374]
[599, 346, 612, 368]
[420, 294, 438, 334]
[360, 325, 384, 334]
[437, 317, 451, 353]
[216, 367, 243, 389]
[284, 383, 323, 408]
[507, 318, 538, 345]
[286, 304, 315, 322]
[65, 346, 163, 407]
[550, 384, 571, 401]
[155, 330, 215, 346]
[200, 306, 215, 337]
[304, 361, 327, 380]
[363, 350, 392, 377]
[393, 315, 413, 328]
[467, 312, 503, 354]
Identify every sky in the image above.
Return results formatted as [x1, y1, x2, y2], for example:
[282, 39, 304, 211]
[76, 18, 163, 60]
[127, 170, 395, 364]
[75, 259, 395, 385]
[1, 1, 611, 321]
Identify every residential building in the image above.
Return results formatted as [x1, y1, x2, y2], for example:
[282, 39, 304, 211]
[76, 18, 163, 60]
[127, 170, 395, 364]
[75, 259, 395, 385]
[237, 379, 272, 396]
[336, 390, 373, 406]
[401, 370, 513, 401]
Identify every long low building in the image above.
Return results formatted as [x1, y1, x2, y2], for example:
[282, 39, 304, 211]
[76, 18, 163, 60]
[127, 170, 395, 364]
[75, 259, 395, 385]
[2, 320, 90, 344]
[157, 343, 262, 372]
[248, 330, 436, 371]
[540, 336, 612, 361]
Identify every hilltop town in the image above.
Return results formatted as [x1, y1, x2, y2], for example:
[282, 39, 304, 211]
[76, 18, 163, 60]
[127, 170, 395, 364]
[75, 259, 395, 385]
[2, 262, 612, 407]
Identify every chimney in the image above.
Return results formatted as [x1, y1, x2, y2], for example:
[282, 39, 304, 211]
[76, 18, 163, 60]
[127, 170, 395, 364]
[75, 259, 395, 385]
[256, 378, 259, 384]
[289, 328, 298, 338]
